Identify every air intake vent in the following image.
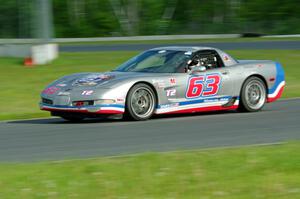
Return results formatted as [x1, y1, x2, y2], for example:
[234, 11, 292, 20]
[42, 98, 53, 105]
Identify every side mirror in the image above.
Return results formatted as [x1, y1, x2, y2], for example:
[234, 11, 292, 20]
[190, 66, 206, 74]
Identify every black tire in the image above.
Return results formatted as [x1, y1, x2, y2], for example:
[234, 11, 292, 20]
[239, 76, 267, 112]
[125, 83, 156, 121]
[61, 115, 85, 122]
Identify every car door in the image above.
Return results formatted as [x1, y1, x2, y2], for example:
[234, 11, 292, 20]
[173, 50, 234, 105]
[185, 67, 232, 100]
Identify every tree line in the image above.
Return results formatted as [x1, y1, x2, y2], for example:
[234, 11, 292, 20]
[0, 0, 299, 38]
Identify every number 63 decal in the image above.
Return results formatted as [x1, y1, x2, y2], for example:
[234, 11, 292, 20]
[186, 74, 221, 98]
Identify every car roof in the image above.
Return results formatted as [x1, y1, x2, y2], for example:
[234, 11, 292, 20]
[149, 46, 219, 52]
[149, 46, 238, 66]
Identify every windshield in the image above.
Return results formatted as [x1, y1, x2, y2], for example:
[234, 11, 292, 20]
[114, 50, 192, 73]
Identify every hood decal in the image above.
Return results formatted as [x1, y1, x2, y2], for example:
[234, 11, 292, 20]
[73, 74, 115, 86]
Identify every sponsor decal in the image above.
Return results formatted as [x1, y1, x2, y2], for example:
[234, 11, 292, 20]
[57, 91, 70, 96]
[75, 74, 114, 86]
[160, 103, 179, 109]
[169, 78, 176, 85]
[152, 79, 164, 83]
[156, 82, 166, 88]
[99, 74, 114, 80]
[156, 82, 165, 88]
[43, 86, 60, 95]
[186, 73, 221, 98]
[220, 97, 230, 101]
[223, 53, 232, 62]
[269, 77, 275, 82]
[152, 79, 166, 89]
[57, 83, 67, 87]
[203, 97, 228, 103]
[203, 99, 219, 103]
[82, 90, 94, 96]
[166, 89, 176, 97]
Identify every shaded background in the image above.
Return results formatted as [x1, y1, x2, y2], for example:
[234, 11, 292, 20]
[0, 0, 299, 38]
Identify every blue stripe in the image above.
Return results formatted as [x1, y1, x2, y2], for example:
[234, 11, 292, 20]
[269, 62, 285, 94]
[42, 104, 124, 109]
[98, 104, 125, 108]
[158, 96, 235, 108]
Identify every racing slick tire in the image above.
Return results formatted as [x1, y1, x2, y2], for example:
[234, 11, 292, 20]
[239, 76, 267, 112]
[125, 83, 156, 121]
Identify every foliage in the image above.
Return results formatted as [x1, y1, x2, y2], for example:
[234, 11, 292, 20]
[0, 0, 299, 38]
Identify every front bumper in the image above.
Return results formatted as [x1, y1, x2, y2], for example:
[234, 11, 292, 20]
[40, 103, 125, 114]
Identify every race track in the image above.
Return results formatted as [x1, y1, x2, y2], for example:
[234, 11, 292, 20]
[60, 41, 300, 52]
[0, 99, 300, 162]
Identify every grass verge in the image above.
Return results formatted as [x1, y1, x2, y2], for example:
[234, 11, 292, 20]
[0, 142, 299, 198]
[0, 50, 299, 120]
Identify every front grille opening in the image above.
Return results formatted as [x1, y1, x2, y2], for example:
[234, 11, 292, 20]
[42, 98, 53, 105]
[72, 100, 94, 107]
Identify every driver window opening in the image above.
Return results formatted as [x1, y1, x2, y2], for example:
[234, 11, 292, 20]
[187, 50, 224, 72]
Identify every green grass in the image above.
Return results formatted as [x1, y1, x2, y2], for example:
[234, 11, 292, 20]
[0, 142, 300, 198]
[0, 50, 299, 120]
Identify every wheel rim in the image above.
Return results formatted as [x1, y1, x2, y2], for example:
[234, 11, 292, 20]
[131, 87, 155, 118]
[245, 80, 266, 110]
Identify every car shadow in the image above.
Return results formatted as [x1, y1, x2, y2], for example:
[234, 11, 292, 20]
[153, 110, 239, 119]
[7, 110, 242, 125]
[7, 118, 125, 124]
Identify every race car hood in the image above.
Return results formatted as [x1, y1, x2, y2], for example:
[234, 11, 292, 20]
[48, 71, 165, 90]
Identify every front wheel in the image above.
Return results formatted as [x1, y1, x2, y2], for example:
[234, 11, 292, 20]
[125, 83, 156, 121]
[239, 77, 267, 112]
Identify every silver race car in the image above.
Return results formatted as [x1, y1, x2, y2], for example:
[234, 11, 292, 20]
[40, 46, 285, 121]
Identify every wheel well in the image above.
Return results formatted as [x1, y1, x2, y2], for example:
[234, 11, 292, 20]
[240, 74, 268, 96]
[127, 81, 159, 107]
[247, 74, 268, 90]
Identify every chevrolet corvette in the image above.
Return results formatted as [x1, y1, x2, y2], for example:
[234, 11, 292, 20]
[40, 46, 285, 121]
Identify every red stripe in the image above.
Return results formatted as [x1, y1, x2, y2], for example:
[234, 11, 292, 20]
[267, 86, 284, 103]
[98, 110, 124, 114]
[159, 105, 238, 114]
[41, 107, 123, 114]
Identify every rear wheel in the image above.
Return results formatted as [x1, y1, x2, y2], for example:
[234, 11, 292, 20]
[125, 83, 156, 121]
[239, 76, 266, 112]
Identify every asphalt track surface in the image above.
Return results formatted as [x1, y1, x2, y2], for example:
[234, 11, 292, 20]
[0, 99, 300, 162]
[60, 41, 300, 52]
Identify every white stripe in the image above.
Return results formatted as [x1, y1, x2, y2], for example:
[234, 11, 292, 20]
[268, 81, 285, 98]
[156, 100, 229, 114]
[234, 100, 240, 106]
